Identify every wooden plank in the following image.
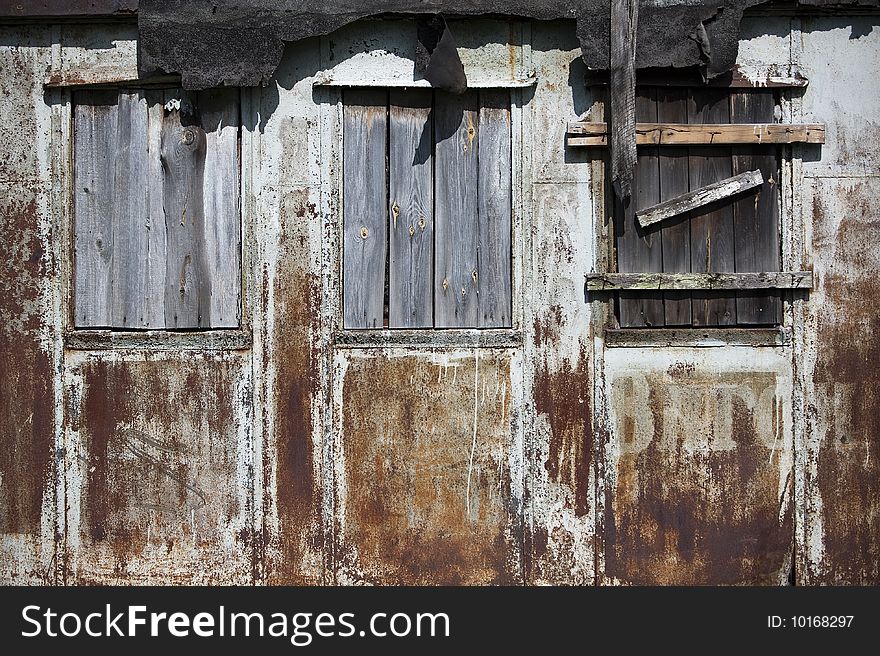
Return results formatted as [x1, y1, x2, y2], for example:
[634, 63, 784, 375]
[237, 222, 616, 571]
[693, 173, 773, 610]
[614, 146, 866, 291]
[566, 122, 826, 146]
[605, 327, 789, 348]
[586, 271, 813, 291]
[161, 89, 210, 329]
[638, 169, 763, 228]
[689, 88, 736, 326]
[143, 90, 168, 329]
[618, 88, 663, 327]
[342, 89, 388, 329]
[657, 87, 691, 326]
[200, 87, 242, 328]
[388, 89, 433, 328]
[434, 90, 479, 328]
[731, 91, 782, 325]
[110, 90, 150, 328]
[73, 90, 117, 327]
[609, 0, 639, 198]
[477, 89, 512, 328]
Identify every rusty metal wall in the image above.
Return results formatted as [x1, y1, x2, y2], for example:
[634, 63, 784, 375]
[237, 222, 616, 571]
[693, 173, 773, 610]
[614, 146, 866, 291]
[0, 14, 877, 586]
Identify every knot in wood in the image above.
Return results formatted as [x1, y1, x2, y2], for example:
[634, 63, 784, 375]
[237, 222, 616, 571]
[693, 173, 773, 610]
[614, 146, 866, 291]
[360, 226, 369, 239]
[418, 216, 426, 230]
[181, 128, 196, 146]
[442, 278, 449, 292]
[408, 225, 415, 237]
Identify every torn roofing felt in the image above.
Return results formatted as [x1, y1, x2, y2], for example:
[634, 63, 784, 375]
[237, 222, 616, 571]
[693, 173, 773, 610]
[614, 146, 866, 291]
[138, 0, 793, 90]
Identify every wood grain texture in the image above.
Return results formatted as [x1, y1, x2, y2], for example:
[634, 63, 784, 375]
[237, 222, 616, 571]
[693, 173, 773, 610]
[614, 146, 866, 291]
[638, 169, 763, 228]
[343, 89, 388, 329]
[618, 88, 663, 327]
[143, 90, 168, 328]
[477, 89, 512, 328]
[587, 271, 813, 291]
[657, 87, 692, 326]
[609, 0, 639, 198]
[161, 89, 210, 329]
[200, 87, 242, 328]
[388, 89, 433, 328]
[731, 91, 782, 325]
[110, 90, 150, 328]
[74, 90, 117, 327]
[434, 90, 479, 328]
[567, 122, 825, 146]
[689, 88, 736, 326]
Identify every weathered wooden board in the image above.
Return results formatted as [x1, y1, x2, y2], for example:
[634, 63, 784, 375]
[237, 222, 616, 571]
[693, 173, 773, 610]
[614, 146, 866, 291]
[74, 88, 241, 329]
[657, 87, 692, 326]
[343, 89, 388, 329]
[73, 90, 117, 327]
[587, 271, 813, 291]
[731, 91, 782, 325]
[638, 169, 763, 228]
[567, 122, 826, 146]
[477, 89, 512, 328]
[162, 89, 210, 328]
[200, 87, 242, 328]
[689, 89, 736, 326]
[618, 88, 663, 327]
[435, 90, 480, 328]
[389, 89, 433, 328]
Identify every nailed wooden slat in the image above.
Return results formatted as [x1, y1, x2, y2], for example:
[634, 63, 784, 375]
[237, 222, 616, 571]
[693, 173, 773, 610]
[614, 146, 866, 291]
[388, 89, 433, 329]
[477, 89, 512, 328]
[73, 90, 117, 327]
[609, 0, 639, 197]
[161, 89, 210, 329]
[605, 327, 790, 348]
[657, 87, 692, 326]
[435, 90, 479, 328]
[731, 91, 782, 325]
[143, 90, 168, 329]
[566, 122, 825, 146]
[637, 169, 763, 228]
[110, 90, 151, 328]
[618, 88, 663, 327]
[343, 89, 388, 329]
[689, 89, 736, 326]
[586, 271, 813, 291]
[200, 87, 242, 328]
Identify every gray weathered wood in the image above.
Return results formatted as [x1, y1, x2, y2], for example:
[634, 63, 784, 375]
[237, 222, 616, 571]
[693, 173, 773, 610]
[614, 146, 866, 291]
[477, 89, 512, 328]
[689, 88, 736, 326]
[731, 91, 782, 325]
[587, 271, 813, 291]
[657, 87, 692, 326]
[73, 90, 117, 327]
[161, 89, 210, 329]
[200, 87, 242, 328]
[388, 89, 433, 328]
[143, 90, 168, 328]
[609, 0, 639, 198]
[618, 88, 663, 327]
[605, 327, 790, 348]
[110, 90, 150, 328]
[566, 122, 826, 146]
[435, 90, 479, 328]
[637, 169, 763, 228]
[343, 89, 388, 329]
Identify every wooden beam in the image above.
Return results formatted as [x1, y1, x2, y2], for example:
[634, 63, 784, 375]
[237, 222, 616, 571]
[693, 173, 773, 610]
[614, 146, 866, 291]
[567, 122, 826, 146]
[637, 169, 763, 228]
[586, 271, 813, 291]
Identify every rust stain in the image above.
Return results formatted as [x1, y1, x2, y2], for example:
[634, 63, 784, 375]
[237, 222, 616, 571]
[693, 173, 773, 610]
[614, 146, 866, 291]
[264, 189, 322, 585]
[338, 353, 516, 585]
[811, 180, 880, 584]
[0, 184, 52, 537]
[606, 370, 792, 585]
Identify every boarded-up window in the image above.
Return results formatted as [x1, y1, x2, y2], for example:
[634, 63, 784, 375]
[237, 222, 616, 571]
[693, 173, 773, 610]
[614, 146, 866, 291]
[343, 89, 512, 329]
[616, 87, 781, 327]
[73, 88, 241, 329]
